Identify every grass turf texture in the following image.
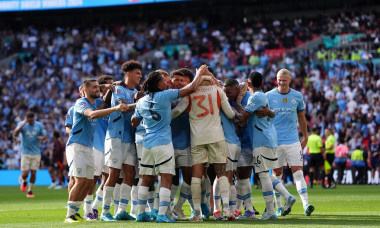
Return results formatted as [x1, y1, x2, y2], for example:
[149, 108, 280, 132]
[0, 185, 379, 227]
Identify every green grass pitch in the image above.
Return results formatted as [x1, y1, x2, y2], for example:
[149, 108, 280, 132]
[0, 185, 379, 227]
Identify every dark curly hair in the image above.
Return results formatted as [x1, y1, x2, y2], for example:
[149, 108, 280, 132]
[178, 68, 194, 82]
[142, 71, 164, 94]
[248, 71, 263, 88]
[121, 60, 143, 74]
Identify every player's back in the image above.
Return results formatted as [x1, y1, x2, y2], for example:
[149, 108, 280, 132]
[188, 85, 226, 146]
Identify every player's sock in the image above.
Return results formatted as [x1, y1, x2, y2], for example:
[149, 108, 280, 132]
[201, 176, 207, 204]
[92, 187, 103, 210]
[205, 176, 211, 209]
[153, 180, 161, 211]
[170, 184, 179, 207]
[113, 183, 121, 214]
[219, 176, 230, 213]
[270, 175, 290, 199]
[102, 186, 114, 216]
[148, 190, 155, 211]
[258, 172, 274, 214]
[274, 175, 283, 208]
[138, 186, 149, 215]
[328, 173, 334, 186]
[28, 183, 34, 192]
[117, 183, 131, 214]
[176, 182, 190, 208]
[229, 185, 237, 213]
[309, 172, 314, 188]
[213, 179, 221, 211]
[158, 187, 171, 216]
[67, 201, 78, 217]
[293, 170, 309, 207]
[131, 185, 138, 214]
[84, 194, 93, 215]
[321, 171, 326, 187]
[235, 180, 242, 212]
[191, 177, 202, 215]
[240, 178, 254, 211]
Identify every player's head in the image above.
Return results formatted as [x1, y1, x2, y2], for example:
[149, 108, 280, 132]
[79, 85, 84, 97]
[142, 71, 166, 94]
[121, 60, 143, 86]
[26, 111, 35, 125]
[223, 78, 240, 101]
[97, 75, 114, 95]
[248, 71, 263, 89]
[312, 127, 319, 134]
[156, 69, 170, 89]
[324, 128, 332, 137]
[178, 68, 193, 85]
[169, 70, 185, 89]
[53, 131, 60, 139]
[277, 69, 292, 92]
[83, 79, 100, 99]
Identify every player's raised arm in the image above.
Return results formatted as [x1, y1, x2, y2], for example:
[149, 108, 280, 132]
[172, 96, 190, 118]
[178, 65, 208, 98]
[83, 103, 128, 119]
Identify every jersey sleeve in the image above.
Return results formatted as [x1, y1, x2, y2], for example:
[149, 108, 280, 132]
[163, 89, 180, 102]
[75, 99, 92, 115]
[113, 85, 126, 104]
[95, 98, 104, 109]
[218, 88, 235, 119]
[244, 95, 261, 114]
[39, 123, 47, 136]
[65, 107, 74, 127]
[297, 93, 305, 112]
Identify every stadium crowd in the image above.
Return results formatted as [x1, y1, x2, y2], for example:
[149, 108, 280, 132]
[0, 11, 379, 187]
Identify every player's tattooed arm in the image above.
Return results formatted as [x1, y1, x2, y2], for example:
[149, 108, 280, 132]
[214, 163, 227, 178]
[236, 82, 248, 112]
[238, 111, 251, 127]
[255, 105, 275, 118]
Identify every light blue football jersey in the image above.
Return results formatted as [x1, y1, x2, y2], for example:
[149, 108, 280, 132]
[266, 88, 305, 145]
[135, 89, 180, 149]
[66, 97, 98, 147]
[245, 90, 277, 149]
[106, 85, 137, 143]
[221, 110, 240, 146]
[135, 122, 146, 144]
[65, 106, 74, 127]
[171, 100, 190, 150]
[17, 121, 46, 155]
[230, 92, 252, 149]
[93, 99, 108, 153]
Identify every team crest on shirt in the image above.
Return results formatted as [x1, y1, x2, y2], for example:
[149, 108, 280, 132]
[291, 99, 296, 104]
[283, 98, 287, 104]
[112, 158, 118, 164]
[76, 168, 82, 175]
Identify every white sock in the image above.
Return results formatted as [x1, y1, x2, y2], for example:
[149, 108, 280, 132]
[84, 194, 93, 214]
[219, 176, 230, 213]
[170, 184, 179, 206]
[293, 170, 309, 207]
[239, 178, 253, 212]
[67, 201, 78, 217]
[148, 190, 155, 211]
[153, 180, 161, 211]
[113, 183, 121, 215]
[131, 185, 138, 214]
[229, 185, 237, 213]
[274, 175, 283, 208]
[28, 183, 34, 192]
[158, 187, 171, 215]
[117, 183, 132, 214]
[258, 172, 274, 214]
[191, 177, 202, 214]
[213, 179, 221, 211]
[92, 188, 103, 210]
[102, 186, 114, 215]
[235, 180, 242, 212]
[138, 186, 149, 215]
[175, 182, 191, 209]
[270, 175, 290, 200]
[205, 176, 211, 209]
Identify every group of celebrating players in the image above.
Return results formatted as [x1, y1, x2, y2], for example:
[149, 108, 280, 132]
[63, 60, 315, 223]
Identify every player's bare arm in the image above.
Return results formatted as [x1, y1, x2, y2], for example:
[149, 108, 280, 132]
[83, 103, 127, 119]
[255, 105, 275, 118]
[13, 119, 28, 137]
[297, 111, 309, 149]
